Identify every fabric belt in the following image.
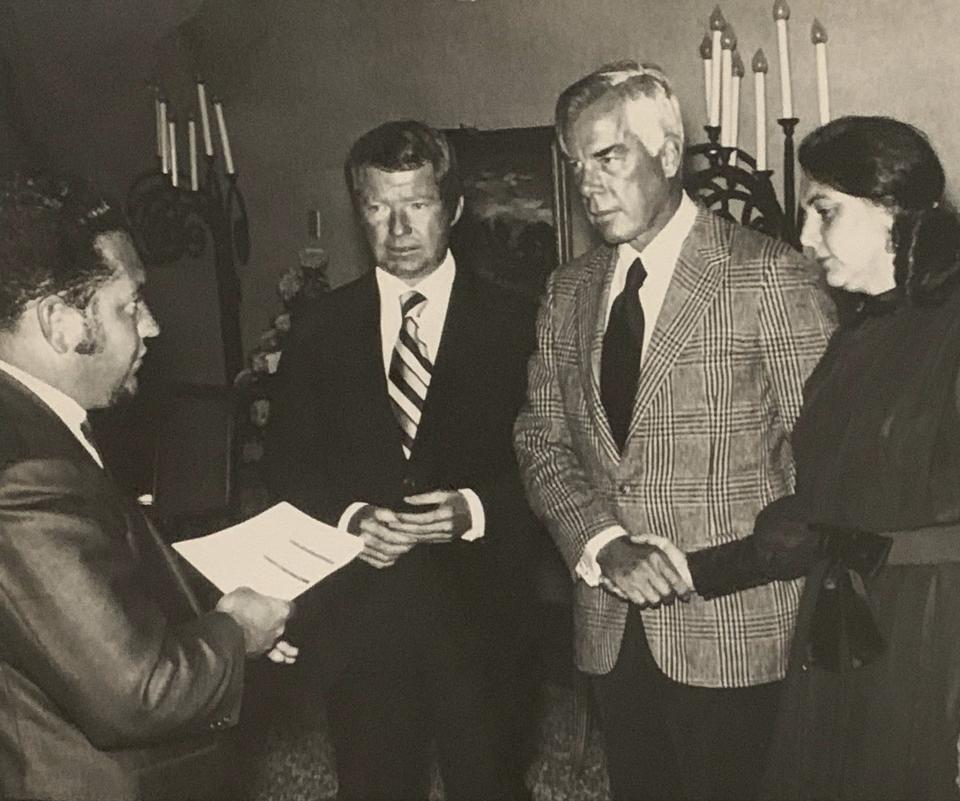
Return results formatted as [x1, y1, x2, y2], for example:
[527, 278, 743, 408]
[808, 522, 960, 673]
[886, 522, 960, 564]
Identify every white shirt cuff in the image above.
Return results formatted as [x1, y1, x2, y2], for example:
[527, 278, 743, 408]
[459, 488, 485, 542]
[338, 501, 368, 532]
[575, 525, 628, 586]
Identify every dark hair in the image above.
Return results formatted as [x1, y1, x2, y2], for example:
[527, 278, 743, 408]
[344, 120, 461, 219]
[798, 115, 960, 301]
[0, 172, 130, 330]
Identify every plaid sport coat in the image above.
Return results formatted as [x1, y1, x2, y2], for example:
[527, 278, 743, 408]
[514, 207, 836, 686]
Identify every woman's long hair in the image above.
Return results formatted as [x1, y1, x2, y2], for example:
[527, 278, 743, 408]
[798, 115, 960, 303]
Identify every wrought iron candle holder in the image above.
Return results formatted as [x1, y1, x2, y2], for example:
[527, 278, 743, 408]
[685, 123, 792, 245]
[777, 116, 800, 243]
[126, 154, 250, 381]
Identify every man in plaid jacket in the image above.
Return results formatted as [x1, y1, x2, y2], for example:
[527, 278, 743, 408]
[514, 62, 836, 801]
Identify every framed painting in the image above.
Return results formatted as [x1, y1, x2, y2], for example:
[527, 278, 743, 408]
[445, 125, 597, 302]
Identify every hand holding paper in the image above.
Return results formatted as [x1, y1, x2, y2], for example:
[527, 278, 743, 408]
[174, 502, 363, 602]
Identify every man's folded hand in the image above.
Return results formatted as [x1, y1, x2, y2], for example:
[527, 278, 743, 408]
[597, 536, 693, 607]
[348, 505, 418, 568]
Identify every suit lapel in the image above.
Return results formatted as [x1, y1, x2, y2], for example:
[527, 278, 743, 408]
[625, 209, 726, 443]
[0, 370, 102, 468]
[351, 273, 408, 459]
[409, 267, 472, 463]
[0, 371, 205, 619]
[575, 247, 620, 460]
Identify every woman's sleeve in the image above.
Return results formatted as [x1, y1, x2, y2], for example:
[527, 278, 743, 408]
[687, 494, 824, 599]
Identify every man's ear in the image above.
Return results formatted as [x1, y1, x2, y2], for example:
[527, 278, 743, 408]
[450, 195, 464, 228]
[36, 296, 85, 354]
[659, 135, 683, 180]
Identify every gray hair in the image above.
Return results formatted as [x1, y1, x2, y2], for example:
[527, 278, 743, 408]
[555, 61, 684, 159]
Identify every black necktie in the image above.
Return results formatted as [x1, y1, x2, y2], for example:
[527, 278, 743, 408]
[79, 418, 105, 468]
[600, 257, 647, 452]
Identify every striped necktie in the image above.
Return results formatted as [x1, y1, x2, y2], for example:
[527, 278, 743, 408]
[388, 290, 432, 459]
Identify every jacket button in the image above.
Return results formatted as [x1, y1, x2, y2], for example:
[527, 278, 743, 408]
[401, 477, 417, 494]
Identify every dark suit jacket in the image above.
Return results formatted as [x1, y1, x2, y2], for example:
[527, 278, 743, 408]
[0, 372, 246, 800]
[265, 265, 537, 675]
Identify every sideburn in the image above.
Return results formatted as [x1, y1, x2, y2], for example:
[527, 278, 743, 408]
[74, 302, 104, 356]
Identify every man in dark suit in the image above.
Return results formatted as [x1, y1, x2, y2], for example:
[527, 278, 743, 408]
[514, 63, 836, 801]
[265, 120, 537, 800]
[0, 173, 295, 800]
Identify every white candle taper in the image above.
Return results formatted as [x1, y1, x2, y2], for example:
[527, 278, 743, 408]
[214, 101, 235, 175]
[812, 19, 830, 125]
[709, 6, 726, 128]
[720, 25, 736, 146]
[752, 49, 769, 171]
[729, 51, 743, 165]
[773, 0, 793, 118]
[167, 119, 178, 187]
[159, 99, 169, 174]
[188, 117, 198, 191]
[196, 79, 214, 157]
[700, 34, 713, 121]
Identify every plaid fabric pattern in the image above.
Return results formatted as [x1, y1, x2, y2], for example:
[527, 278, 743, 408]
[514, 208, 837, 686]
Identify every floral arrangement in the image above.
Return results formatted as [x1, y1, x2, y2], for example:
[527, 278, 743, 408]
[234, 246, 331, 472]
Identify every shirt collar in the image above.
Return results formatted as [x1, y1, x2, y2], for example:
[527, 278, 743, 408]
[375, 250, 456, 304]
[616, 193, 698, 273]
[0, 357, 89, 433]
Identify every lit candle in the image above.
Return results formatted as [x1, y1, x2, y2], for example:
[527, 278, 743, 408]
[168, 119, 178, 187]
[729, 51, 744, 165]
[811, 19, 830, 125]
[700, 33, 713, 121]
[752, 49, 769, 171]
[196, 79, 214, 157]
[773, 0, 793, 118]
[709, 6, 726, 128]
[720, 25, 736, 146]
[214, 100, 235, 174]
[188, 117, 198, 191]
[159, 99, 169, 174]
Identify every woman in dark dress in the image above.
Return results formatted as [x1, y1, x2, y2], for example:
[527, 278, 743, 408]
[645, 116, 960, 800]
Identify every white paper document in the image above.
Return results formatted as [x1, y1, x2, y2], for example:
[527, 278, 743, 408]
[173, 502, 362, 601]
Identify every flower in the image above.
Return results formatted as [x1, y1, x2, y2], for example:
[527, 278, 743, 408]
[277, 268, 303, 302]
[264, 351, 281, 374]
[237, 249, 332, 475]
[274, 312, 292, 333]
[259, 328, 280, 350]
[250, 398, 271, 427]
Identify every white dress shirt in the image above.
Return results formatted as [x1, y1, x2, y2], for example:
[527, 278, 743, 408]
[338, 251, 484, 540]
[0, 358, 103, 468]
[576, 193, 699, 586]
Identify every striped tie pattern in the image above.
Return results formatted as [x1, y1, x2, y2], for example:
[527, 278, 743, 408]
[388, 290, 431, 459]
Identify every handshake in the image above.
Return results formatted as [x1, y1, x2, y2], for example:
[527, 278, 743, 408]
[596, 534, 695, 607]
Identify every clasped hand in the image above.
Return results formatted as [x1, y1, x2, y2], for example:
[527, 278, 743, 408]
[349, 490, 472, 569]
[596, 534, 693, 607]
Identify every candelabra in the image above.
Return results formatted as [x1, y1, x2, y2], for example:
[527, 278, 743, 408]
[126, 154, 249, 382]
[685, 124, 795, 246]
